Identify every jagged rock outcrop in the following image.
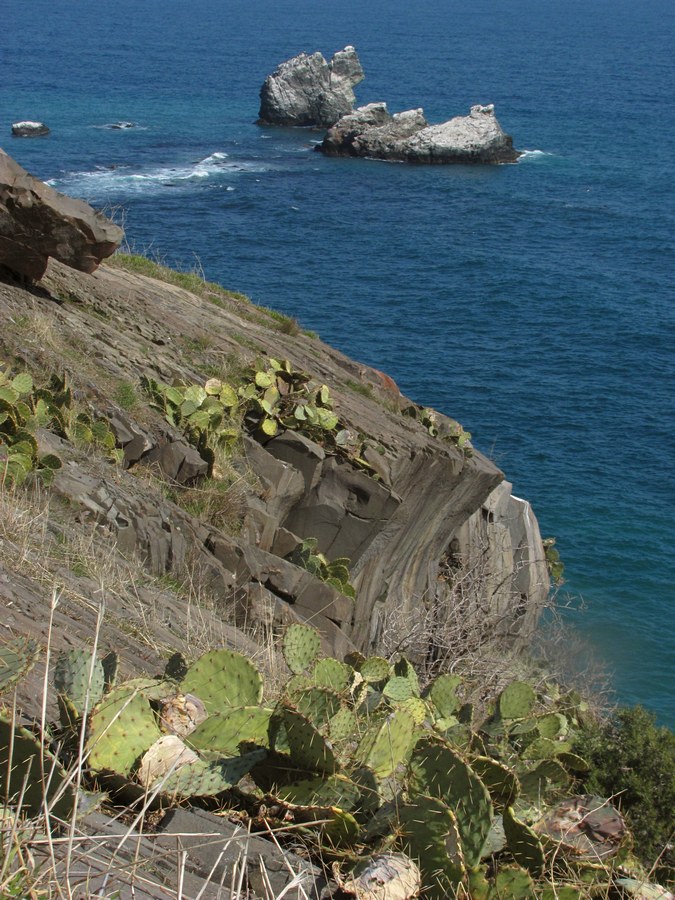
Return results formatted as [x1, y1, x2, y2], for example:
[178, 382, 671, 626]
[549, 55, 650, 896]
[321, 102, 519, 164]
[0, 149, 123, 280]
[258, 46, 364, 126]
[11, 121, 50, 137]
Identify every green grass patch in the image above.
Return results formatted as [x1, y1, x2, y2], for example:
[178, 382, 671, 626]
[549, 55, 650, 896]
[107, 253, 250, 306]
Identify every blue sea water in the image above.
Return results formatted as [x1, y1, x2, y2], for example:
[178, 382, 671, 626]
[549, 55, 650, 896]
[3, 0, 674, 725]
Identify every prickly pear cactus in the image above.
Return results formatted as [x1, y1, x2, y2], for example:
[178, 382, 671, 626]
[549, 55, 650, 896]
[426, 673, 463, 719]
[503, 805, 545, 876]
[86, 685, 161, 777]
[0, 711, 75, 819]
[398, 794, 466, 900]
[491, 865, 536, 898]
[278, 708, 338, 775]
[180, 648, 263, 711]
[275, 773, 361, 812]
[356, 708, 416, 779]
[160, 749, 267, 799]
[359, 657, 392, 684]
[471, 756, 520, 809]
[408, 740, 493, 867]
[498, 681, 537, 720]
[53, 648, 105, 718]
[282, 624, 321, 675]
[188, 706, 274, 755]
[311, 657, 354, 693]
[0, 636, 39, 696]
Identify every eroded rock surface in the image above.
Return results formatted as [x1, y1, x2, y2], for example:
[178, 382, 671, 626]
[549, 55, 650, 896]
[0, 148, 123, 280]
[321, 103, 519, 164]
[258, 46, 364, 126]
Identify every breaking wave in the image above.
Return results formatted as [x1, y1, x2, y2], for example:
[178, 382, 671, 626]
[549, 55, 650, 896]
[46, 152, 268, 199]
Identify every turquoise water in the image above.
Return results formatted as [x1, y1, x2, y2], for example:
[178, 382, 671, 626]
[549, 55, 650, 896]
[4, 0, 674, 725]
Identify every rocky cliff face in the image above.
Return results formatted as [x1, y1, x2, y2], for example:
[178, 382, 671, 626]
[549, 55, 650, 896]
[0, 251, 549, 691]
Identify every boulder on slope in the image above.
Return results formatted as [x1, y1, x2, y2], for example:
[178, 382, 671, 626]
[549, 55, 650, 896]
[258, 46, 364, 127]
[0, 148, 123, 280]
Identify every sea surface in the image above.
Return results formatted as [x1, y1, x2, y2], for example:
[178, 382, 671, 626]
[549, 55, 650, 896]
[4, 0, 674, 725]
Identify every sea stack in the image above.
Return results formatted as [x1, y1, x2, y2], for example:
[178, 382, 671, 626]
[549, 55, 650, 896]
[258, 46, 364, 127]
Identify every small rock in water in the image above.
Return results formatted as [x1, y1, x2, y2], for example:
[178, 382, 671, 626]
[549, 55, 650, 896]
[11, 121, 50, 137]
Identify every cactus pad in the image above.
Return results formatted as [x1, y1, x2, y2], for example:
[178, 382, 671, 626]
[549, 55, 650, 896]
[408, 740, 493, 867]
[0, 711, 75, 820]
[275, 773, 361, 811]
[180, 648, 263, 711]
[426, 673, 462, 719]
[0, 636, 40, 696]
[328, 706, 359, 744]
[492, 866, 536, 898]
[359, 657, 391, 684]
[503, 806, 545, 876]
[393, 656, 420, 696]
[280, 708, 338, 774]
[188, 706, 274, 754]
[311, 658, 354, 693]
[291, 686, 343, 730]
[498, 681, 537, 720]
[86, 685, 161, 776]
[398, 795, 466, 900]
[160, 749, 267, 799]
[53, 649, 105, 718]
[282, 624, 321, 675]
[382, 676, 416, 702]
[356, 708, 416, 778]
[471, 756, 520, 809]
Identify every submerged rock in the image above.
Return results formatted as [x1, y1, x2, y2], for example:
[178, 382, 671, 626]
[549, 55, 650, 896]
[0, 148, 123, 280]
[11, 121, 50, 137]
[321, 102, 519, 164]
[258, 46, 364, 127]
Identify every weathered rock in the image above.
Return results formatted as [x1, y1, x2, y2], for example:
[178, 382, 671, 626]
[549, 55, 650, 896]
[11, 121, 50, 137]
[321, 103, 519, 164]
[258, 46, 364, 126]
[0, 148, 123, 280]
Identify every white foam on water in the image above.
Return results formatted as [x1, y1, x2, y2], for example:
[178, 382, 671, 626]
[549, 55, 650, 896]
[518, 149, 553, 162]
[47, 152, 269, 199]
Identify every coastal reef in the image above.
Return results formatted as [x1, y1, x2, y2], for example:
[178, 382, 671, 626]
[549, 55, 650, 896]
[259, 48, 519, 163]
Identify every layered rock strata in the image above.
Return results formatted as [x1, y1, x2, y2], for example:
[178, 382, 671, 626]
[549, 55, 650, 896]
[0, 149, 123, 280]
[258, 46, 364, 126]
[320, 102, 519, 164]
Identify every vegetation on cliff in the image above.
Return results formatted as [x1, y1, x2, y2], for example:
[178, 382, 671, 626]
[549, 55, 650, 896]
[0, 255, 672, 897]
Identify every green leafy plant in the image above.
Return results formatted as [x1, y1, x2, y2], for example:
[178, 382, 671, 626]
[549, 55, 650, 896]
[402, 404, 474, 457]
[290, 538, 356, 599]
[573, 706, 675, 883]
[543, 537, 565, 585]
